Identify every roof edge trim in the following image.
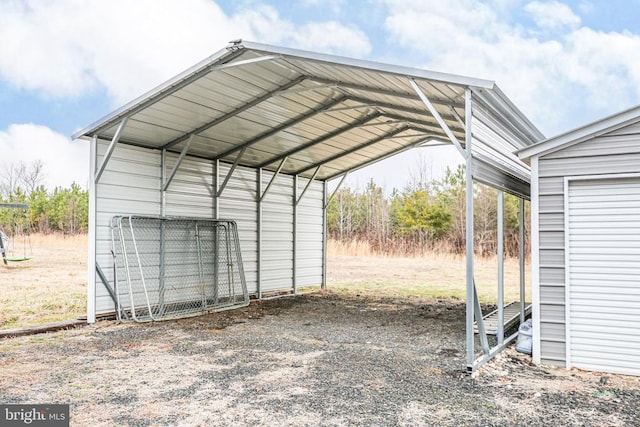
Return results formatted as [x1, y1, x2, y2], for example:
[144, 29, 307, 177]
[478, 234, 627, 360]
[518, 104, 640, 160]
[239, 40, 496, 90]
[72, 46, 238, 140]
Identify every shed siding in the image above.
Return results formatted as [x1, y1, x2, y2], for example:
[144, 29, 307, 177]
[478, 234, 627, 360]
[536, 122, 640, 364]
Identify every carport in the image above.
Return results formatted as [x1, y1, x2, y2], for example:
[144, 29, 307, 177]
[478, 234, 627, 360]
[73, 40, 544, 371]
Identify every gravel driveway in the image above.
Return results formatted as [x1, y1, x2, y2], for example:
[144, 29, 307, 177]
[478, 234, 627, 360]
[1, 291, 638, 426]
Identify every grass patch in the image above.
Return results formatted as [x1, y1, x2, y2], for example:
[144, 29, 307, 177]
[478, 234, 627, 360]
[0, 233, 87, 329]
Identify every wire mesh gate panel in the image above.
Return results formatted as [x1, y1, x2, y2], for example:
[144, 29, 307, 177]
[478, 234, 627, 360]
[111, 216, 249, 322]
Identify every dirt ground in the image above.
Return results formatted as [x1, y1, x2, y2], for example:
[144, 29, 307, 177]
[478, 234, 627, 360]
[1, 292, 639, 426]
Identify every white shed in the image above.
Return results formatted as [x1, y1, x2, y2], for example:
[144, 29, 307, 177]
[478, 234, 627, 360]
[519, 105, 640, 376]
[74, 40, 542, 371]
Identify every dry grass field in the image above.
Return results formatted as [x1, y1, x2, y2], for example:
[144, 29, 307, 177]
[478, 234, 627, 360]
[327, 239, 530, 303]
[0, 234, 87, 329]
[1, 235, 528, 330]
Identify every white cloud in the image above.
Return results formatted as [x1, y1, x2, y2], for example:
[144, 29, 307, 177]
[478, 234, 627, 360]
[525, 1, 581, 29]
[380, 0, 640, 135]
[0, 124, 89, 190]
[0, 0, 371, 105]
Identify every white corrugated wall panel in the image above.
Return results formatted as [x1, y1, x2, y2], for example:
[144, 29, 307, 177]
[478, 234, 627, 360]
[567, 178, 640, 376]
[296, 179, 324, 287]
[217, 163, 258, 294]
[164, 154, 215, 218]
[95, 141, 161, 314]
[260, 171, 294, 292]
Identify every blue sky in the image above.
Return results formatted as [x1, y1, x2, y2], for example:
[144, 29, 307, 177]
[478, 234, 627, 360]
[1, 0, 639, 191]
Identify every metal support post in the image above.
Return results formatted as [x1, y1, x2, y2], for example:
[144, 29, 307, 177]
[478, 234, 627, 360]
[519, 198, 526, 323]
[497, 191, 505, 345]
[293, 175, 298, 294]
[322, 181, 328, 290]
[464, 89, 475, 370]
[87, 135, 98, 323]
[257, 169, 263, 299]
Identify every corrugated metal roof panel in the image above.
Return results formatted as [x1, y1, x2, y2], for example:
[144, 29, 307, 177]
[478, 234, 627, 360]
[75, 40, 542, 195]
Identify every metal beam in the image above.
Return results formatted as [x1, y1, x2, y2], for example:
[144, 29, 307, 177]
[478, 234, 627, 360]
[307, 76, 465, 108]
[256, 112, 382, 168]
[471, 330, 519, 372]
[465, 88, 475, 371]
[519, 198, 526, 323]
[295, 167, 321, 206]
[256, 169, 263, 299]
[474, 280, 490, 354]
[450, 105, 466, 128]
[216, 148, 246, 198]
[213, 95, 348, 161]
[163, 135, 194, 191]
[95, 117, 128, 184]
[322, 181, 328, 290]
[96, 264, 116, 305]
[349, 95, 461, 124]
[323, 136, 430, 181]
[259, 157, 288, 202]
[293, 126, 409, 176]
[277, 82, 338, 96]
[324, 172, 349, 209]
[380, 112, 465, 136]
[497, 191, 505, 345]
[161, 75, 307, 150]
[87, 135, 98, 323]
[293, 175, 298, 294]
[409, 78, 466, 158]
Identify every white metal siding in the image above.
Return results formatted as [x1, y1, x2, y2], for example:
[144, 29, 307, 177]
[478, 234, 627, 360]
[567, 178, 640, 376]
[260, 171, 294, 292]
[217, 163, 258, 294]
[296, 179, 324, 286]
[95, 141, 161, 314]
[164, 154, 215, 217]
[92, 138, 325, 313]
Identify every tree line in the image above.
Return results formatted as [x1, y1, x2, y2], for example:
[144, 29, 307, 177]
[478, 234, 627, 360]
[0, 161, 88, 235]
[327, 165, 528, 257]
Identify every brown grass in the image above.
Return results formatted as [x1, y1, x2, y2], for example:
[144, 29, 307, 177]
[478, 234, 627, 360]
[0, 233, 87, 329]
[327, 239, 531, 303]
[0, 234, 529, 330]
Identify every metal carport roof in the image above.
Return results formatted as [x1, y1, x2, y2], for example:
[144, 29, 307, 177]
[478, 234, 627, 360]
[74, 39, 543, 198]
[76, 39, 544, 373]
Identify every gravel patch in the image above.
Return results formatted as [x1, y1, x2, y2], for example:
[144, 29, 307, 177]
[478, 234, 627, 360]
[1, 291, 639, 426]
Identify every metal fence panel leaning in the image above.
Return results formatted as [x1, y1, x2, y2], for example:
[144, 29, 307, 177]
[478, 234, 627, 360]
[111, 216, 249, 322]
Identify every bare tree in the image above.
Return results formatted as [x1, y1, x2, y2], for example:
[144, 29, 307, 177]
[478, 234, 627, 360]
[0, 160, 47, 197]
[21, 160, 46, 193]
